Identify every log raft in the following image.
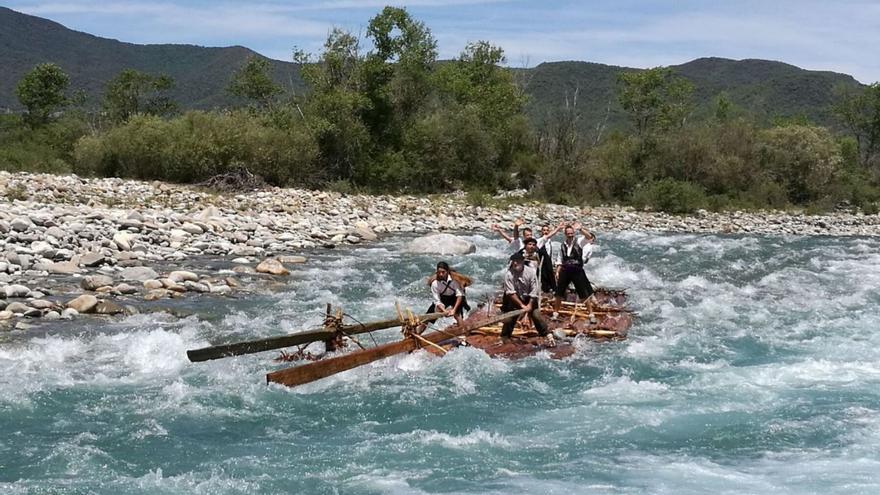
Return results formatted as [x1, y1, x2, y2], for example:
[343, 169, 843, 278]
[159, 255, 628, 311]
[266, 308, 528, 387]
[186, 312, 446, 362]
[185, 288, 634, 388]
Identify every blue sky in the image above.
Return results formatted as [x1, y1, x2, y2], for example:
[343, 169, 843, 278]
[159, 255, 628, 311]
[7, 0, 879, 83]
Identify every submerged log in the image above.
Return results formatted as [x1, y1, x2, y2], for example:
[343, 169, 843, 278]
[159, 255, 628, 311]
[186, 312, 446, 362]
[266, 308, 528, 388]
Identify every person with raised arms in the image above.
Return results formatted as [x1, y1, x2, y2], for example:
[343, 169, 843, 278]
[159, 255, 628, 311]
[552, 222, 596, 319]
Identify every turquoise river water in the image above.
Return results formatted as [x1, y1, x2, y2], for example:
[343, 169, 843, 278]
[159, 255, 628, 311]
[2, 232, 880, 494]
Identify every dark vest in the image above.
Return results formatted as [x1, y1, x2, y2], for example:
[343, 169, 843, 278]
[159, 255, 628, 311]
[561, 241, 583, 267]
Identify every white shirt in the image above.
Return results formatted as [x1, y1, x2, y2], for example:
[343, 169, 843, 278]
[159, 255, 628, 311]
[503, 265, 540, 299]
[537, 238, 559, 264]
[430, 276, 464, 304]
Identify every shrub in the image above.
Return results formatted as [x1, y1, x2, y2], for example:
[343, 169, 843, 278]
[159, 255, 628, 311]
[73, 111, 319, 187]
[629, 178, 708, 213]
[758, 125, 843, 204]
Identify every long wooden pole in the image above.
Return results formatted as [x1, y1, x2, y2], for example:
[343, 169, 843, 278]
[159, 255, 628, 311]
[186, 312, 446, 362]
[266, 308, 528, 388]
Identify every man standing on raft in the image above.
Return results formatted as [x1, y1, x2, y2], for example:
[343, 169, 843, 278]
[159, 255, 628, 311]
[553, 222, 596, 319]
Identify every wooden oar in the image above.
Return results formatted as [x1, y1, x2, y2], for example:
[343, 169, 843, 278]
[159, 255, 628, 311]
[266, 308, 528, 388]
[186, 312, 446, 362]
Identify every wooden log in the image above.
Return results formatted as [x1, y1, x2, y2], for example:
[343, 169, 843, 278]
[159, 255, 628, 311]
[266, 308, 528, 388]
[186, 312, 446, 362]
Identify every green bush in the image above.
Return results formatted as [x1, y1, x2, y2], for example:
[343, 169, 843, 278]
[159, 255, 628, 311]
[758, 125, 843, 204]
[0, 114, 87, 173]
[73, 111, 320, 186]
[629, 178, 708, 213]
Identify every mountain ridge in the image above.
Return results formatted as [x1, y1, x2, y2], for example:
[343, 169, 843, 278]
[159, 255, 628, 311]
[1, 7, 863, 130]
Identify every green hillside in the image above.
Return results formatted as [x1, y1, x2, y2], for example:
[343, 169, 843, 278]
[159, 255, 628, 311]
[0, 6, 864, 131]
[0, 6, 302, 111]
[522, 58, 863, 134]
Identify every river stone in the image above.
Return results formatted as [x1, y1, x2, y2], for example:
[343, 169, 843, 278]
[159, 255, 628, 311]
[0, 310, 13, 320]
[10, 217, 32, 232]
[44, 261, 82, 275]
[113, 231, 135, 251]
[181, 223, 203, 235]
[404, 233, 476, 255]
[355, 226, 378, 241]
[114, 283, 138, 295]
[94, 300, 124, 315]
[346, 235, 361, 244]
[44, 311, 61, 321]
[29, 299, 55, 310]
[168, 270, 198, 283]
[184, 281, 210, 293]
[224, 276, 240, 287]
[169, 229, 190, 242]
[210, 284, 232, 295]
[45, 226, 66, 240]
[120, 266, 159, 282]
[80, 252, 106, 267]
[31, 241, 56, 258]
[4, 285, 30, 298]
[255, 258, 289, 276]
[0, 301, 5, 310]
[277, 255, 307, 264]
[67, 294, 98, 313]
[23, 308, 41, 318]
[61, 308, 78, 319]
[144, 289, 170, 301]
[157, 279, 184, 292]
[81, 275, 115, 291]
[6, 302, 30, 313]
[143, 279, 164, 290]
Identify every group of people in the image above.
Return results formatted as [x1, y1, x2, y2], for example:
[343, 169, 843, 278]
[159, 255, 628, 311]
[424, 220, 598, 347]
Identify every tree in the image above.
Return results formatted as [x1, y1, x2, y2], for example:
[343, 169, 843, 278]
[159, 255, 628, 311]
[617, 67, 693, 136]
[15, 63, 70, 126]
[834, 82, 880, 167]
[103, 69, 177, 123]
[361, 6, 438, 145]
[227, 56, 284, 109]
[435, 41, 526, 126]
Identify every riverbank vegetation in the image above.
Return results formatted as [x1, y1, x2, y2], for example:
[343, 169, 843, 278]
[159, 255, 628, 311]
[2, 6, 879, 213]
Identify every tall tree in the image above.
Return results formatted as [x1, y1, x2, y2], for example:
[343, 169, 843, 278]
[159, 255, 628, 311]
[103, 69, 176, 123]
[227, 56, 284, 109]
[617, 67, 693, 136]
[834, 82, 880, 167]
[15, 63, 70, 126]
[361, 6, 438, 145]
[435, 41, 526, 126]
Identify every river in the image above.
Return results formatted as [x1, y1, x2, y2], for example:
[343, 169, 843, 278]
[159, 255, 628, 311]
[2, 232, 880, 494]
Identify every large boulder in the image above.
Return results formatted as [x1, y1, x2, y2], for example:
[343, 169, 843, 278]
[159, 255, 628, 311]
[405, 233, 476, 255]
[67, 294, 98, 313]
[256, 258, 290, 276]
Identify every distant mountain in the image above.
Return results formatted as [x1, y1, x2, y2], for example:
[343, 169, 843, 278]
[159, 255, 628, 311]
[0, 6, 302, 111]
[0, 7, 864, 131]
[521, 58, 864, 134]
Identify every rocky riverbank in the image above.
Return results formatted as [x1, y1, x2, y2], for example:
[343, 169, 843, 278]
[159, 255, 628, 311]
[1, 171, 879, 328]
